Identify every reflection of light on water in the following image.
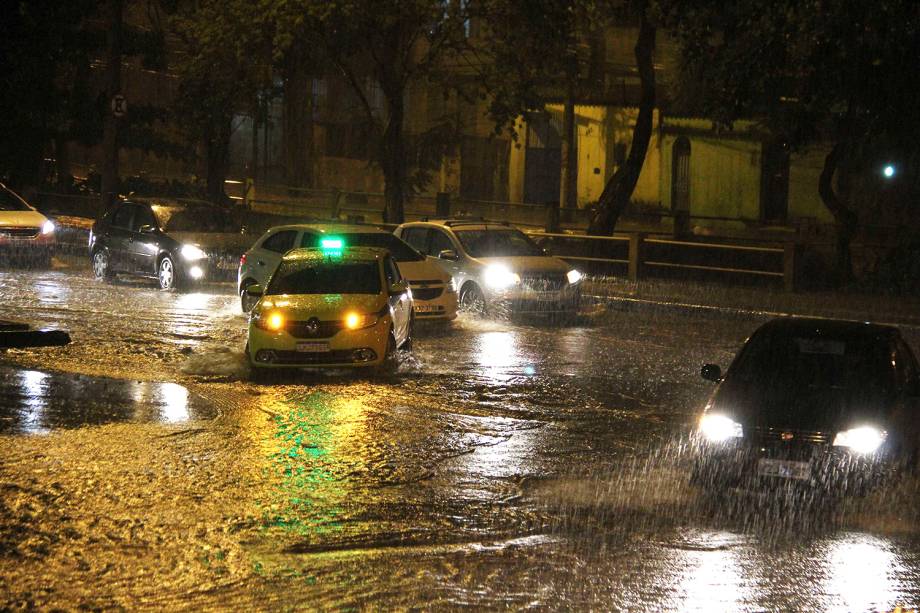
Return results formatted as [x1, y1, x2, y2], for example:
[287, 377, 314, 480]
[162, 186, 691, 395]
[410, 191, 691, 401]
[671, 531, 754, 611]
[158, 383, 190, 423]
[476, 331, 520, 382]
[825, 533, 903, 612]
[129, 380, 190, 423]
[174, 292, 212, 312]
[19, 370, 49, 435]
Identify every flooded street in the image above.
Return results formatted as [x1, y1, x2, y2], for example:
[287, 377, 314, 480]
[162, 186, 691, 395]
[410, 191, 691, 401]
[2, 263, 920, 610]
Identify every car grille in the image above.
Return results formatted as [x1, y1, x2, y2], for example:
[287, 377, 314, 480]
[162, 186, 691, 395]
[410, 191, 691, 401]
[412, 287, 444, 300]
[285, 319, 344, 339]
[521, 273, 567, 291]
[749, 427, 830, 445]
[271, 349, 372, 365]
[0, 226, 40, 239]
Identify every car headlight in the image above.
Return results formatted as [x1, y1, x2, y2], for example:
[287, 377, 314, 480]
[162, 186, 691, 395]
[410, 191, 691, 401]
[41, 220, 55, 235]
[180, 244, 207, 261]
[344, 311, 378, 330]
[833, 426, 886, 454]
[566, 269, 583, 285]
[699, 413, 744, 442]
[484, 265, 520, 289]
[254, 310, 285, 331]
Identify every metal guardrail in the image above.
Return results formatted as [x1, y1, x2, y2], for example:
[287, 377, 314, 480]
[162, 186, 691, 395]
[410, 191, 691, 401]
[527, 231, 795, 290]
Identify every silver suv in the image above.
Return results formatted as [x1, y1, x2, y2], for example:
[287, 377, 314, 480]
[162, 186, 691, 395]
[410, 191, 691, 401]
[394, 219, 583, 314]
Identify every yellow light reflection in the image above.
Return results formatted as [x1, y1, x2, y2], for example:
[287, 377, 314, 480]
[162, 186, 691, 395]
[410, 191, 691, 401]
[158, 382, 190, 423]
[476, 331, 520, 382]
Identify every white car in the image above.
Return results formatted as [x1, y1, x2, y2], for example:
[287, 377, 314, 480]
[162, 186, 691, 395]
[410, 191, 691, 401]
[394, 219, 583, 314]
[0, 183, 55, 267]
[238, 223, 458, 321]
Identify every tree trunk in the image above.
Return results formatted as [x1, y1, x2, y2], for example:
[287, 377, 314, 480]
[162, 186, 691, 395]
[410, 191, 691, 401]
[100, 0, 123, 212]
[553, 80, 577, 233]
[381, 94, 406, 224]
[205, 118, 232, 204]
[818, 143, 858, 283]
[282, 61, 313, 188]
[586, 9, 656, 236]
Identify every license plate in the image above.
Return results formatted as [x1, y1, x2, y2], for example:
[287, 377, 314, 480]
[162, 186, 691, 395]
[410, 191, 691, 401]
[296, 342, 329, 353]
[415, 304, 439, 312]
[757, 458, 810, 480]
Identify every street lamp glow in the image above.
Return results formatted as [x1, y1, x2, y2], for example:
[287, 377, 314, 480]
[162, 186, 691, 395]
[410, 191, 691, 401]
[882, 164, 895, 179]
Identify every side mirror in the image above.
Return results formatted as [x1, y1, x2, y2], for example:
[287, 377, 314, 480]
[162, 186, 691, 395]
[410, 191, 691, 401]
[246, 284, 263, 297]
[701, 363, 722, 383]
[438, 249, 458, 261]
[138, 224, 157, 234]
[389, 280, 409, 296]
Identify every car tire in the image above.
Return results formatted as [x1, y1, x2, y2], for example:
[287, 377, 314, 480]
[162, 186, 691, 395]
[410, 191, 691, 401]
[158, 255, 178, 291]
[372, 329, 398, 376]
[92, 249, 114, 282]
[401, 312, 415, 352]
[240, 281, 258, 312]
[459, 282, 486, 315]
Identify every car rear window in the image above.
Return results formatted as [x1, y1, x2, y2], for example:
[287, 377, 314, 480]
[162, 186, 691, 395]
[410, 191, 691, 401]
[267, 261, 381, 295]
[335, 233, 425, 262]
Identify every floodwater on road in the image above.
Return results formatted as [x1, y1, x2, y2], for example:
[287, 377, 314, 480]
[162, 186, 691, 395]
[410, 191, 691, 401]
[1, 264, 919, 610]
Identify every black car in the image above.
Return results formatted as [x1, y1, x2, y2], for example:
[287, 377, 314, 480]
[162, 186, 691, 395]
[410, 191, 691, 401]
[89, 199, 251, 290]
[693, 318, 920, 494]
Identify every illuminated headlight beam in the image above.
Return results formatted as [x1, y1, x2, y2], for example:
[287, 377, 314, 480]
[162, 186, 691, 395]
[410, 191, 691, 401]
[833, 426, 886, 454]
[699, 413, 743, 442]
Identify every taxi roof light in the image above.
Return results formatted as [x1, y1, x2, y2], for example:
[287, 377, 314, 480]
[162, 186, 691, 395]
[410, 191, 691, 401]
[321, 237, 344, 250]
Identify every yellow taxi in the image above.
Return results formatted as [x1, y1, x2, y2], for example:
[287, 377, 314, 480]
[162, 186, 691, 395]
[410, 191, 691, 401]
[244, 243, 414, 374]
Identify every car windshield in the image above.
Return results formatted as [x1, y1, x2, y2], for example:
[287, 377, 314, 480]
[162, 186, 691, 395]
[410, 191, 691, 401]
[154, 206, 242, 233]
[0, 187, 32, 211]
[454, 228, 543, 257]
[731, 332, 893, 391]
[336, 233, 425, 262]
[267, 261, 381, 295]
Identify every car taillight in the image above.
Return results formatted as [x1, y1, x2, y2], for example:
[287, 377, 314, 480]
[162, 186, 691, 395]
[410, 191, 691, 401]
[240, 253, 247, 266]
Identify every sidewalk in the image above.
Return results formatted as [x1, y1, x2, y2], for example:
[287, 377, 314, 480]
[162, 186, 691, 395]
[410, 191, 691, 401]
[587, 277, 920, 329]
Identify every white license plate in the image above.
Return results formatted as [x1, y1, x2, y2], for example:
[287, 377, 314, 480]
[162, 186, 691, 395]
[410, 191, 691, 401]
[757, 458, 810, 480]
[296, 342, 330, 353]
[415, 304, 439, 312]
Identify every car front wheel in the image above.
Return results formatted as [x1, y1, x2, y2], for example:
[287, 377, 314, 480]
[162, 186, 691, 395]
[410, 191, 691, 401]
[92, 249, 114, 282]
[158, 256, 178, 291]
[459, 282, 486, 315]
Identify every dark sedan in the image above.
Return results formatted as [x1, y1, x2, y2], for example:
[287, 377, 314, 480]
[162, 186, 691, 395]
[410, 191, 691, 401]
[693, 318, 920, 495]
[88, 199, 251, 290]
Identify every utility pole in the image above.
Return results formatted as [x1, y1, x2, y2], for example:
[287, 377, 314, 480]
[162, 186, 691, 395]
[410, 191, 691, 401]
[101, 0, 123, 213]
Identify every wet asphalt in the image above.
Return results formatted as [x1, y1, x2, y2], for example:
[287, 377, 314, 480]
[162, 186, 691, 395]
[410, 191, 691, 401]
[1, 261, 919, 610]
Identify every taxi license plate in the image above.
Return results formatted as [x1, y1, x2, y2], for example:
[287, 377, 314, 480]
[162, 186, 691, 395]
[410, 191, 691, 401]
[415, 304, 439, 312]
[296, 342, 329, 353]
[757, 458, 810, 480]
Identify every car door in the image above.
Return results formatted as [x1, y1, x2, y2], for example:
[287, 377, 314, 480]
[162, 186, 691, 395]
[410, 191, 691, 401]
[106, 204, 135, 272]
[383, 254, 411, 344]
[128, 204, 160, 275]
[251, 229, 298, 285]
